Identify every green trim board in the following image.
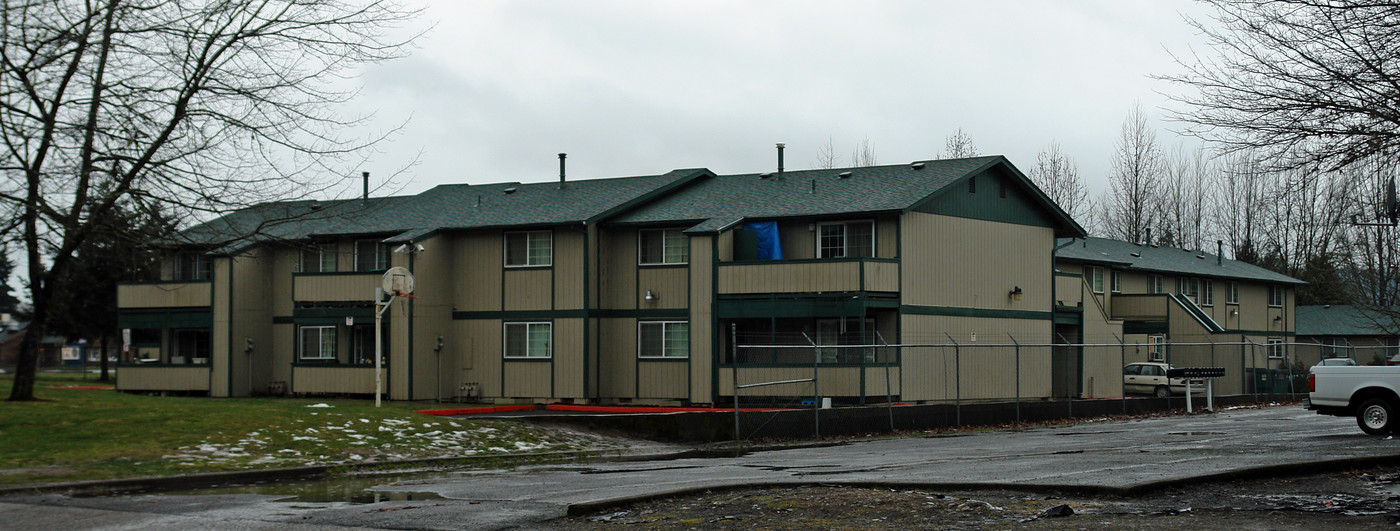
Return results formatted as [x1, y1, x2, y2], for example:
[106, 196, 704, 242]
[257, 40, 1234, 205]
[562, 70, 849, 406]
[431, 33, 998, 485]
[899, 305, 1053, 321]
[1124, 321, 1169, 335]
[454, 310, 589, 320]
[118, 308, 214, 329]
[117, 279, 215, 286]
[717, 297, 895, 319]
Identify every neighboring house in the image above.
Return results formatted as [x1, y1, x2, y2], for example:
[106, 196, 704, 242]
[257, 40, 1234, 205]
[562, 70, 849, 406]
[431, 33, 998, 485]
[0, 326, 64, 370]
[115, 155, 1086, 404]
[1295, 305, 1400, 365]
[1055, 237, 1305, 395]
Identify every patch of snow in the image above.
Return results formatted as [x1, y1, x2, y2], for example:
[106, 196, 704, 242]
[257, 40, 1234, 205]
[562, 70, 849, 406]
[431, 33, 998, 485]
[306, 403, 333, 408]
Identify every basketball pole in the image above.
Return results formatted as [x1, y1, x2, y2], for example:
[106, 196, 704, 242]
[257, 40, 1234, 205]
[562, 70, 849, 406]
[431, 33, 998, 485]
[374, 287, 395, 408]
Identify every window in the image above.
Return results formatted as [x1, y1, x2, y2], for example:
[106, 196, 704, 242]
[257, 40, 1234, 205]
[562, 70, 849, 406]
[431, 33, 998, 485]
[175, 253, 211, 281]
[1228, 281, 1240, 304]
[504, 322, 551, 358]
[300, 243, 337, 273]
[638, 321, 689, 358]
[1268, 337, 1285, 359]
[171, 329, 210, 365]
[351, 324, 387, 365]
[299, 326, 337, 360]
[505, 231, 552, 267]
[1089, 267, 1104, 294]
[1111, 271, 1121, 293]
[1268, 285, 1284, 307]
[1201, 279, 1214, 306]
[816, 221, 874, 259]
[1177, 277, 1199, 299]
[639, 229, 689, 265]
[1147, 335, 1166, 361]
[1150, 275, 1164, 294]
[355, 240, 389, 271]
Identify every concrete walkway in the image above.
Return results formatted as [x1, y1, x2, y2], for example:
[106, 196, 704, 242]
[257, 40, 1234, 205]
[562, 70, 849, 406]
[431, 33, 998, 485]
[3, 406, 1399, 530]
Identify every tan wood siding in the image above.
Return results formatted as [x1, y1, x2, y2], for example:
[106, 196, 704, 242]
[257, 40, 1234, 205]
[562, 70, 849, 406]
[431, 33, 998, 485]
[638, 267, 688, 308]
[1055, 274, 1083, 308]
[718, 261, 897, 294]
[689, 236, 714, 404]
[597, 318, 637, 398]
[211, 257, 231, 397]
[779, 222, 815, 259]
[231, 249, 273, 396]
[116, 366, 210, 391]
[899, 315, 1052, 402]
[598, 228, 636, 309]
[638, 361, 687, 398]
[1111, 296, 1168, 321]
[900, 212, 1052, 310]
[504, 269, 552, 311]
[411, 234, 453, 401]
[553, 318, 584, 398]
[293, 273, 381, 302]
[453, 232, 503, 312]
[554, 230, 585, 310]
[455, 319, 502, 398]
[117, 281, 212, 308]
[877, 217, 898, 259]
[503, 361, 551, 398]
[292, 366, 377, 394]
[718, 367, 898, 398]
[1081, 292, 1124, 397]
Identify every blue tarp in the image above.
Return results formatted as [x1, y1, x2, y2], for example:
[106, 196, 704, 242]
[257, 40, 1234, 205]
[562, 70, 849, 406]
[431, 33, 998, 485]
[743, 221, 783, 260]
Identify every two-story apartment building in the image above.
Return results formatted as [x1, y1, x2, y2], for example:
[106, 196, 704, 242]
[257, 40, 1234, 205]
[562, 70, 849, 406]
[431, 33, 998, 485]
[1054, 237, 1305, 396]
[115, 155, 1086, 404]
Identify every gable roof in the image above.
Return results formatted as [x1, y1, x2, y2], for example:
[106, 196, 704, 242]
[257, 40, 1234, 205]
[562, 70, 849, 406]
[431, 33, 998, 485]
[1055, 237, 1306, 285]
[612, 156, 1085, 236]
[1296, 305, 1400, 337]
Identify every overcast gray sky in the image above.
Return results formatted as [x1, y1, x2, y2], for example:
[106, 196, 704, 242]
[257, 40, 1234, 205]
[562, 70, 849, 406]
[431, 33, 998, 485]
[345, 0, 1214, 199]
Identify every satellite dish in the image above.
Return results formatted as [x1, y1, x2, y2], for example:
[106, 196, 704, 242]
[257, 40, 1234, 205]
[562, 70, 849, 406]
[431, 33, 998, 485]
[1387, 175, 1397, 225]
[381, 266, 414, 295]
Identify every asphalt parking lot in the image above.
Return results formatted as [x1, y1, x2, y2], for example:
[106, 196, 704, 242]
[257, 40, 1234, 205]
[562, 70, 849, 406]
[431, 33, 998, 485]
[2, 405, 1398, 530]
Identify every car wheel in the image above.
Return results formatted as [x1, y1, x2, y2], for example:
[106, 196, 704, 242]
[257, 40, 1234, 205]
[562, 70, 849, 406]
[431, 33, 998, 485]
[1154, 385, 1171, 399]
[1358, 399, 1396, 435]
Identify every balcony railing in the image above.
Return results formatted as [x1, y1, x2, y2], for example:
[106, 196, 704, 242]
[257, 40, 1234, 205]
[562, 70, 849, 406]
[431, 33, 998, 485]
[718, 258, 898, 295]
[117, 280, 212, 308]
[293, 272, 382, 302]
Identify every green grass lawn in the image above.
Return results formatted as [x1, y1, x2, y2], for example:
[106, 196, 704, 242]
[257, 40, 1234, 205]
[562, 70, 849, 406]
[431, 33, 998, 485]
[0, 372, 615, 487]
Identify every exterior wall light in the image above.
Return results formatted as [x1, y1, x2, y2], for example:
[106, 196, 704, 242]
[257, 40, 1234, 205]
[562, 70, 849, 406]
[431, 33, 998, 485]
[1009, 286, 1023, 301]
[645, 290, 657, 301]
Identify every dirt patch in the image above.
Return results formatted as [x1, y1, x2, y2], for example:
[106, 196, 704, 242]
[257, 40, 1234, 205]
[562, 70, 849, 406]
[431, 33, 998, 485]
[560, 466, 1400, 529]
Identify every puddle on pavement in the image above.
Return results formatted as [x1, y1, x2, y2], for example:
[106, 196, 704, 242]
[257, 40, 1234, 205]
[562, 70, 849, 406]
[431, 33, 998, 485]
[158, 472, 446, 504]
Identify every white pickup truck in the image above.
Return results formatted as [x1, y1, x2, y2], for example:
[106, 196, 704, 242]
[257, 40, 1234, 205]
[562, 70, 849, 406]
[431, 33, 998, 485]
[1307, 365, 1400, 434]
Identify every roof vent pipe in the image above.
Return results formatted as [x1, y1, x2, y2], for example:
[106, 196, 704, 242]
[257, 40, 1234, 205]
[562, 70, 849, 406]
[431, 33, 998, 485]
[1217, 240, 1224, 266]
[558, 153, 567, 189]
[362, 171, 369, 200]
[776, 142, 785, 178]
[1145, 227, 1152, 246]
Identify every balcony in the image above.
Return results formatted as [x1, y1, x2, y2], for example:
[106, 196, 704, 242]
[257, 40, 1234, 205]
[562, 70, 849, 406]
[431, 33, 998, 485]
[293, 272, 381, 302]
[718, 258, 898, 295]
[117, 281, 212, 308]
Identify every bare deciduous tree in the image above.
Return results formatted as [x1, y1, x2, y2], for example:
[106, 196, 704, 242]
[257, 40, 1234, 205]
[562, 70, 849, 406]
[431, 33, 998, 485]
[814, 136, 840, 169]
[0, 0, 419, 401]
[851, 137, 877, 166]
[1027, 140, 1089, 222]
[1165, 0, 1400, 171]
[1097, 104, 1162, 244]
[941, 128, 979, 158]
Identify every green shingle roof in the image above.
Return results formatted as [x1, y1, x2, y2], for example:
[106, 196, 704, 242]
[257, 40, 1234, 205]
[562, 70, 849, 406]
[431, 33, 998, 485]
[1296, 305, 1400, 336]
[1055, 237, 1305, 285]
[612, 156, 1083, 235]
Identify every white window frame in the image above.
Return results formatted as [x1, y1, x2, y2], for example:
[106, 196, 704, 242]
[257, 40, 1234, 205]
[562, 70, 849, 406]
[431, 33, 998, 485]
[1268, 337, 1285, 359]
[1150, 275, 1164, 294]
[1201, 279, 1214, 306]
[637, 321, 690, 359]
[1147, 335, 1166, 362]
[1227, 281, 1240, 304]
[299, 325, 337, 360]
[354, 240, 390, 272]
[505, 231, 553, 267]
[175, 253, 211, 281]
[638, 229, 689, 265]
[816, 220, 875, 259]
[299, 243, 337, 273]
[1089, 267, 1104, 294]
[1268, 285, 1284, 307]
[1110, 270, 1121, 293]
[504, 322, 552, 359]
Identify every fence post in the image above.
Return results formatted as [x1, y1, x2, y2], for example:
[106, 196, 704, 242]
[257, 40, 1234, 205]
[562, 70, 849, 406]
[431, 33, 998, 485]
[732, 324, 739, 443]
[876, 331, 894, 432]
[1008, 333, 1021, 423]
[1286, 339, 1296, 397]
[1115, 333, 1126, 414]
[945, 333, 961, 426]
[801, 332, 819, 438]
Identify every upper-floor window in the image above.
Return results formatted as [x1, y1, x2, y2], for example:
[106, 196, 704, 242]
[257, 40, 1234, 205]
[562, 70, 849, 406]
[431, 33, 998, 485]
[1177, 277, 1199, 299]
[300, 243, 337, 273]
[1268, 285, 1284, 307]
[505, 231, 552, 267]
[817, 221, 874, 259]
[175, 253, 211, 281]
[1201, 279, 1214, 306]
[638, 321, 689, 358]
[639, 229, 688, 265]
[1089, 266, 1104, 294]
[504, 322, 552, 358]
[1110, 270, 1121, 293]
[354, 240, 389, 271]
[1149, 275, 1165, 294]
[1228, 281, 1240, 304]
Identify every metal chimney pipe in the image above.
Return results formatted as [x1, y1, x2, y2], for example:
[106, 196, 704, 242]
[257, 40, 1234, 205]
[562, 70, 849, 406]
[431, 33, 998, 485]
[362, 171, 369, 200]
[1146, 227, 1152, 246]
[776, 143, 785, 176]
[558, 153, 567, 188]
[1217, 240, 1224, 265]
